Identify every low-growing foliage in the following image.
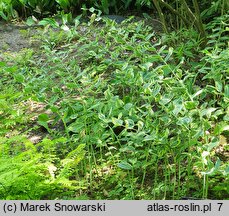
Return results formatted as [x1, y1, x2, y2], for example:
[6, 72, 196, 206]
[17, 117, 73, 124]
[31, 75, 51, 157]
[0, 13, 228, 199]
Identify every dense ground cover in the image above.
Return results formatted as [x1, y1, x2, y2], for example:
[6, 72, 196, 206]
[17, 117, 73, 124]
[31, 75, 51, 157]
[0, 13, 228, 199]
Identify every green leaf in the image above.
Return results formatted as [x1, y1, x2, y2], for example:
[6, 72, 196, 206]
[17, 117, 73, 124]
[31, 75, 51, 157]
[141, 62, 153, 71]
[68, 122, 85, 133]
[61, 24, 70, 31]
[38, 113, 49, 122]
[124, 103, 133, 110]
[89, 7, 95, 13]
[214, 158, 221, 170]
[50, 105, 59, 113]
[223, 166, 229, 176]
[152, 84, 161, 97]
[147, 55, 162, 62]
[26, 16, 36, 26]
[14, 74, 25, 83]
[201, 159, 221, 176]
[118, 161, 132, 170]
[37, 113, 50, 131]
[192, 89, 204, 98]
[0, 61, 6, 67]
[159, 94, 174, 105]
[185, 101, 198, 110]
[224, 85, 229, 97]
[137, 121, 144, 131]
[39, 18, 59, 28]
[215, 81, 223, 92]
[0, 11, 7, 20]
[119, 146, 136, 153]
[164, 47, 173, 62]
[124, 119, 135, 129]
[206, 137, 219, 151]
[201, 167, 214, 175]
[177, 116, 192, 125]
[172, 99, 183, 115]
[112, 117, 123, 127]
[143, 134, 156, 141]
[56, 0, 70, 10]
[200, 107, 218, 118]
[37, 121, 49, 131]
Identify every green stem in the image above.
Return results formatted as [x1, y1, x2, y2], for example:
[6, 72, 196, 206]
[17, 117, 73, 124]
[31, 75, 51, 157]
[156, 0, 191, 27]
[152, 0, 168, 33]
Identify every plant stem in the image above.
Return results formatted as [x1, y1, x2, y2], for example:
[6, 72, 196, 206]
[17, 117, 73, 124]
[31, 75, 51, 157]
[152, 0, 168, 33]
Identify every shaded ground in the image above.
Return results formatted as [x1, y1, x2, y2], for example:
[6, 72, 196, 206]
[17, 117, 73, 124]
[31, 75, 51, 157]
[0, 17, 162, 54]
[0, 22, 42, 54]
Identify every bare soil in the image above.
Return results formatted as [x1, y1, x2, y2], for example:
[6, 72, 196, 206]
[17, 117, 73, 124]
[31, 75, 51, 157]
[0, 21, 41, 54]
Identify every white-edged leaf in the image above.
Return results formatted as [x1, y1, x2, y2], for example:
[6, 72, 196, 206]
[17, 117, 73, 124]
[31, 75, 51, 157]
[118, 161, 132, 170]
[192, 89, 204, 98]
[164, 47, 173, 62]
